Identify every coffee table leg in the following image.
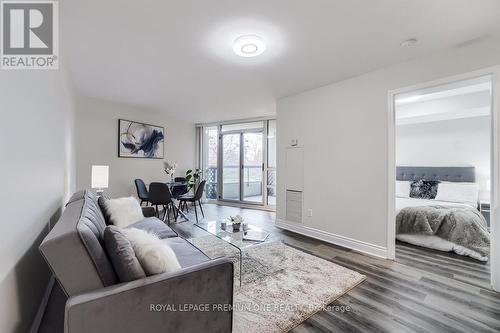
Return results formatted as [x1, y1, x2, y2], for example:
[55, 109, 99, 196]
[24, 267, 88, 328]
[238, 248, 242, 286]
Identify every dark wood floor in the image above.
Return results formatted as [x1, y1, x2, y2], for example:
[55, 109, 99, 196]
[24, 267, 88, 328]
[171, 203, 500, 333]
[395, 241, 491, 290]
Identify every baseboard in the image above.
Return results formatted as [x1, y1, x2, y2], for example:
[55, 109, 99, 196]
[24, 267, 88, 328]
[276, 219, 389, 259]
[29, 275, 55, 333]
[214, 200, 276, 212]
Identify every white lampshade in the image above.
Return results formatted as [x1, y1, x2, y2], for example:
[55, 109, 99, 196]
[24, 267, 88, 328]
[91, 165, 109, 189]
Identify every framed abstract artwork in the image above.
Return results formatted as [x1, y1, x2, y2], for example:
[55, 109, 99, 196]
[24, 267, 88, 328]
[118, 119, 165, 158]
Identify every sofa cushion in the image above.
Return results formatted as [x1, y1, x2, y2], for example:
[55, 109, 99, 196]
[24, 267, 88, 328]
[40, 190, 118, 296]
[127, 217, 178, 239]
[104, 226, 146, 282]
[76, 191, 118, 287]
[163, 237, 209, 268]
[122, 228, 181, 275]
[102, 197, 144, 228]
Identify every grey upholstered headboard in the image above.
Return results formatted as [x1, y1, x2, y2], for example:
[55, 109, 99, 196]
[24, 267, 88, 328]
[396, 166, 476, 183]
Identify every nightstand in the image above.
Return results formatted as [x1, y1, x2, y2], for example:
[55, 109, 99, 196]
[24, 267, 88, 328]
[480, 201, 490, 227]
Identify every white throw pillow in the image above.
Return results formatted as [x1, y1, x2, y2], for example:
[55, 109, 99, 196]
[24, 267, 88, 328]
[435, 182, 479, 207]
[104, 197, 144, 228]
[121, 228, 181, 275]
[395, 181, 411, 198]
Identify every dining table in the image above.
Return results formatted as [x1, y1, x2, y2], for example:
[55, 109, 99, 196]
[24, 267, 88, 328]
[165, 180, 190, 222]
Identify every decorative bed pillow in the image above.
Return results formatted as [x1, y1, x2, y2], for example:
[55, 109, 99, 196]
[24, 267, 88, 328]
[395, 181, 411, 198]
[102, 197, 144, 228]
[435, 182, 479, 207]
[121, 228, 181, 275]
[409, 180, 440, 199]
[104, 226, 146, 282]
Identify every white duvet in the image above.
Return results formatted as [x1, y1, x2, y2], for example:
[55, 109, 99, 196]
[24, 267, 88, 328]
[395, 197, 474, 215]
[395, 197, 488, 261]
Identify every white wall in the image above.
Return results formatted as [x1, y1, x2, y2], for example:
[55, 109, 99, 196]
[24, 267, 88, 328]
[75, 96, 196, 198]
[276, 35, 500, 257]
[0, 70, 76, 333]
[396, 116, 491, 200]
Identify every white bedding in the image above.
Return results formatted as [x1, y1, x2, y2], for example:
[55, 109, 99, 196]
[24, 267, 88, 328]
[395, 197, 487, 261]
[395, 197, 474, 215]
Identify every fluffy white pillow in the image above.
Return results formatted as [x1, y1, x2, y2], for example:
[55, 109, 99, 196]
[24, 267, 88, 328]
[395, 181, 411, 198]
[121, 228, 181, 275]
[435, 182, 479, 207]
[104, 197, 144, 228]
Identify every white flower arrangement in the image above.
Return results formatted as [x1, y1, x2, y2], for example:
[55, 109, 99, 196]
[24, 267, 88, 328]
[163, 160, 178, 178]
[229, 215, 244, 225]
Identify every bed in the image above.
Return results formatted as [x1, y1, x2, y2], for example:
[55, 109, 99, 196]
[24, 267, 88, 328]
[395, 166, 490, 261]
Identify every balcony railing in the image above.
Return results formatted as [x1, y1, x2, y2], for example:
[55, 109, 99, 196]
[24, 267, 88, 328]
[204, 166, 274, 200]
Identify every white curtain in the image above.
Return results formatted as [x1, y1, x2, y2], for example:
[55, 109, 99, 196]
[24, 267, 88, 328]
[195, 126, 205, 201]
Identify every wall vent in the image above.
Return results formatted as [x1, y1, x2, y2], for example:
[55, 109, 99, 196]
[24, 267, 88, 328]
[286, 190, 302, 223]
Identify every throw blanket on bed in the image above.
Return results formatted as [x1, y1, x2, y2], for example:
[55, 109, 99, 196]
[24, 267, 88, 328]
[396, 205, 490, 259]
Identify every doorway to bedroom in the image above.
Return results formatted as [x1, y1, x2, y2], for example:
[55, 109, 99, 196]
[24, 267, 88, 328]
[392, 75, 493, 289]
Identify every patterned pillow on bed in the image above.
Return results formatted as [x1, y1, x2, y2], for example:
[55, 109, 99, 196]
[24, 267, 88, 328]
[409, 180, 440, 199]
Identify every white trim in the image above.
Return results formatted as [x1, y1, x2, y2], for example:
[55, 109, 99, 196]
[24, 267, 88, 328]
[196, 116, 275, 127]
[216, 200, 276, 212]
[276, 219, 388, 259]
[387, 91, 396, 260]
[387, 66, 500, 292]
[491, 69, 500, 291]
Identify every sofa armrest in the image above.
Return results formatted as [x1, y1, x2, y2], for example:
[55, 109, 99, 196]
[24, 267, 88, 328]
[65, 258, 234, 333]
[141, 206, 156, 217]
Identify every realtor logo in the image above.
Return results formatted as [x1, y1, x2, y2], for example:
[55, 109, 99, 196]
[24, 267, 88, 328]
[1, 1, 58, 69]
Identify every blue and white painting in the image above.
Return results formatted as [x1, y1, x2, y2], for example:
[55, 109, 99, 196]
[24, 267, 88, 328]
[119, 119, 164, 158]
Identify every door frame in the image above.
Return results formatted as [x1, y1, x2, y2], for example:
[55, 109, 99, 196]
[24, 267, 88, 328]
[218, 125, 266, 206]
[387, 66, 500, 291]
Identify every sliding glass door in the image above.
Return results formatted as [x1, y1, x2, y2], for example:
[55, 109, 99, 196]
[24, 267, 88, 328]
[221, 133, 241, 200]
[201, 120, 275, 207]
[219, 122, 264, 204]
[242, 132, 263, 203]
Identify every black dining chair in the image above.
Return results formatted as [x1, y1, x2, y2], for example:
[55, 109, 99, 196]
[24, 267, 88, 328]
[178, 180, 206, 223]
[174, 177, 187, 182]
[134, 179, 149, 206]
[171, 179, 189, 199]
[148, 182, 177, 224]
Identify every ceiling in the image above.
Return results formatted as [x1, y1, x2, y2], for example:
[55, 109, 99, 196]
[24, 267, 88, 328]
[62, 0, 500, 123]
[396, 76, 492, 125]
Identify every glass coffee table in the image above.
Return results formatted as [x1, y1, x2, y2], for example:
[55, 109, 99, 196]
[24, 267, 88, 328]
[190, 220, 286, 286]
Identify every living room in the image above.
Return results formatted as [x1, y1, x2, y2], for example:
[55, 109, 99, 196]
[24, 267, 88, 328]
[2, 1, 500, 333]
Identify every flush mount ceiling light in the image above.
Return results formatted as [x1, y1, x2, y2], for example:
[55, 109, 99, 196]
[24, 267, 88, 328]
[400, 38, 418, 48]
[233, 35, 266, 57]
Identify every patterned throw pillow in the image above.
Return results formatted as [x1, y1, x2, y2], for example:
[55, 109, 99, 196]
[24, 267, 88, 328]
[409, 180, 440, 199]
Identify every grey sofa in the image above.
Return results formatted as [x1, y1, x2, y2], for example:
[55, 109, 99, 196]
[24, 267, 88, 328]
[39, 190, 233, 333]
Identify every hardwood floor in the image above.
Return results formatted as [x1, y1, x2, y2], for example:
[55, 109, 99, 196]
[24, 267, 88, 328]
[396, 241, 491, 290]
[171, 203, 500, 333]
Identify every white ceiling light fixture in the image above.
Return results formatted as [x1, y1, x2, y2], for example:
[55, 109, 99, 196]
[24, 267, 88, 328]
[233, 35, 266, 57]
[400, 38, 418, 48]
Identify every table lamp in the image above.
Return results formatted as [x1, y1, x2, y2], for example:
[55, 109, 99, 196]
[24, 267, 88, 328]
[91, 165, 109, 195]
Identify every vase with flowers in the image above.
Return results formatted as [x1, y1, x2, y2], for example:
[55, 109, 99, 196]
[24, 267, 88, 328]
[229, 215, 244, 232]
[163, 160, 178, 182]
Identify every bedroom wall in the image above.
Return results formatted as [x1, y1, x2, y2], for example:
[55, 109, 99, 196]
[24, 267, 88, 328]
[276, 34, 500, 257]
[75, 96, 196, 198]
[0, 69, 76, 333]
[396, 116, 491, 201]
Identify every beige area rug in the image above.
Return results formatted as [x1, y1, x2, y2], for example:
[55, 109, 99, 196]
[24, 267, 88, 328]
[188, 236, 366, 333]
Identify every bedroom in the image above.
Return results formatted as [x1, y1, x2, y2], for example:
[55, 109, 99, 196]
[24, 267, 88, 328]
[394, 75, 492, 287]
